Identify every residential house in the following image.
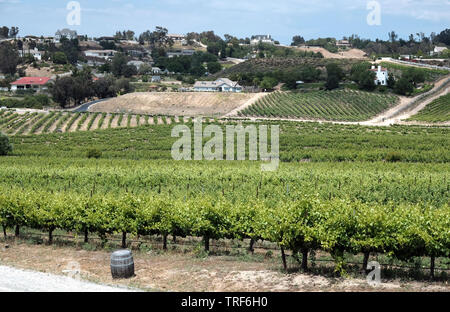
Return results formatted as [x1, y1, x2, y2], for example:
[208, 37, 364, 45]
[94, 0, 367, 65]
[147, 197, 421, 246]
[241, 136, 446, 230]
[10, 77, 52, 92]
[194, 78, 243, 92]
[336, 40, 351, 48]
[152, 67, 161, 74]
[250, 35, 275, 45]
[54, 29, 78, 43]
[19, 47, 42, 61]
[431, 46, 448, 56]
[168, 34, 187, 45]
[127, 60, 145, 71]
[167, 49, 195, 58]
[151, 76, 161, 83]
[370, 66, 388, 86]
[84, 50, 117, 60]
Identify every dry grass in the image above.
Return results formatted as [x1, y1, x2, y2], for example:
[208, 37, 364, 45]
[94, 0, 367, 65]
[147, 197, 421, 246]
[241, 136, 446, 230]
[0, 240, 448, 292]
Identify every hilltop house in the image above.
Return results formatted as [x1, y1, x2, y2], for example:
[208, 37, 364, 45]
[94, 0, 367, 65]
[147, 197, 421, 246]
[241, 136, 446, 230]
[127, 60, 145, 71]
[10, 77, 51, 92]
[54, 29, 77, 43]
[167, 49, 195, 58]
[370, 65, 388, 86]
[431, 46, 448, 56]
[84, 50, 117, 60]
[336, 40, 351, 48]
[250, 35, 275, 45]
[194, 78, 242, 92]
[167, 34, 187, 44]
[19, 47, 42, 61]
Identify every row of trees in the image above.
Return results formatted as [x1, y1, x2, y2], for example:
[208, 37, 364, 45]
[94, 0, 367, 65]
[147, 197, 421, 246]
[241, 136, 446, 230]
[50, 67, 132, 108]
[230, 65, 322, 90]
[290, 28, 450, 57]
[0, 26, 19, 39]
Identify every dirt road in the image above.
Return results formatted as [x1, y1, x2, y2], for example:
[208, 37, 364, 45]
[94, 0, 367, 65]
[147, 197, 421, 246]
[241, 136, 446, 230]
[361, 76, 450, 126]
[0, 265, 135, 292]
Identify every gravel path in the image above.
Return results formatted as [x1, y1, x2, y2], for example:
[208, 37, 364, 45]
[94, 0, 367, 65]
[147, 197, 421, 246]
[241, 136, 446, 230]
[0, 265, 135, 292]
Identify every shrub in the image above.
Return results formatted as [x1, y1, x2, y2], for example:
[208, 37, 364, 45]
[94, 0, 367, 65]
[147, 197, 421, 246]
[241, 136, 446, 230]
[86, 148, 102, 159]
[0, 132, 12, 156]
[385, 152, 402, 162]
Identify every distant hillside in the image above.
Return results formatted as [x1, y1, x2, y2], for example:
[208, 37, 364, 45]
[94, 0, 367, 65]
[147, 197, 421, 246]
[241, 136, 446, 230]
[212, 57, 363, 79]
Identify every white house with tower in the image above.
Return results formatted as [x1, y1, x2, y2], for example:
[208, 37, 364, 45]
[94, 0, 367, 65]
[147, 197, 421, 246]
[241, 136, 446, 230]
[370, 65, 388, 86]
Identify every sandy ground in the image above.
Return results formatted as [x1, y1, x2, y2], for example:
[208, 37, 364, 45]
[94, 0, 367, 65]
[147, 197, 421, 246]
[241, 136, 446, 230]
[0, 265, 135, 292]
[89, 92, 258, 117]
[67, 115, 83, 133]
[0, 242, 447, 292]
[294, 47, 367, 59]
[89, 113, 103, 131]
[24, 66, 54, 77]
[223, 93, 267, 117]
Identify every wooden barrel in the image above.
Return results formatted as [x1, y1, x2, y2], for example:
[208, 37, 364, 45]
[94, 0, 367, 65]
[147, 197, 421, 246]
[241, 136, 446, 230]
[110, 250, 134, 279]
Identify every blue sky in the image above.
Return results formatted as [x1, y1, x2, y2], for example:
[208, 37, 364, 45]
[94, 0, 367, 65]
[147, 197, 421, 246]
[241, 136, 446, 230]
[0, 0, 449, 44]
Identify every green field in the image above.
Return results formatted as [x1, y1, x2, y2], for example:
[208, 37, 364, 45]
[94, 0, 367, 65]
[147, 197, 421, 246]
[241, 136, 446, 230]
[8, 121, 450, 163]
[0, 110, 177, 135]
[408, 93, 450, 123]
[1, 119, 449, 276]
[238, 90, 399, 121]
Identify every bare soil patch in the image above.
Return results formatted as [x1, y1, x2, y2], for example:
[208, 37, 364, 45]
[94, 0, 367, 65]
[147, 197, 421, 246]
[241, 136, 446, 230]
[0, 242, 447, 292]
[295, 47, 367, 59]
[89, 92, 258, 117]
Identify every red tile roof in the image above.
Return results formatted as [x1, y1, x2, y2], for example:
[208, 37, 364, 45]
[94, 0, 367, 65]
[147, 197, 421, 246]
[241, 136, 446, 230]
[11, 77, 51, 86]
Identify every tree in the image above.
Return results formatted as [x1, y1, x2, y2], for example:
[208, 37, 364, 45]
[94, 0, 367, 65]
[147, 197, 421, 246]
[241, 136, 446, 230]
[403, 68, 425, 87]
[207, 62, 222, 74]
[52, 52, 68, 64]
[0, 27, 9, 39]
[9, 27, 19, 39]
[325, 63, 343, 90]
[111, 53, 128, 77]
[259, 77, 278, 90]
[60, 37, 80, 64]
[436, 28, 450, 45]
[114, 78, 133, 95]
[350, 62, 376, 91]
[388, 31, 398, 43]
[122, 64, 137, 78]
[0, 42, 19, 75]
[291, 35, 305, 46]
[50, 77, 74, 108]
[394, 77, 414, 95]
[0, 132, 12, 156]
[387, 73, 396, 89]
[93, 77, 116, 98]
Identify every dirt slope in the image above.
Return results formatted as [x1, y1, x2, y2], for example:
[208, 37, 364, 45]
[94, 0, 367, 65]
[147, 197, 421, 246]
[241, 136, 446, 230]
[295, 47, 367, 59]
[89, 92, 258, 117]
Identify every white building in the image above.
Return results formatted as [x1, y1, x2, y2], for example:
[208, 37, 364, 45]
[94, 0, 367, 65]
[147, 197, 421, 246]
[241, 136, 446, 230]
[167, 34, 186, 44]
[127, 60, 145, 70]
[370, 65, 388, 86]
[250, 35, 275, 45]
[194, 78, 242, 92]
[19, 47, 42, 61]
[431, 46, 448, 56]
[54, 29, 78, 43]
[84, 50, 117, 60]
